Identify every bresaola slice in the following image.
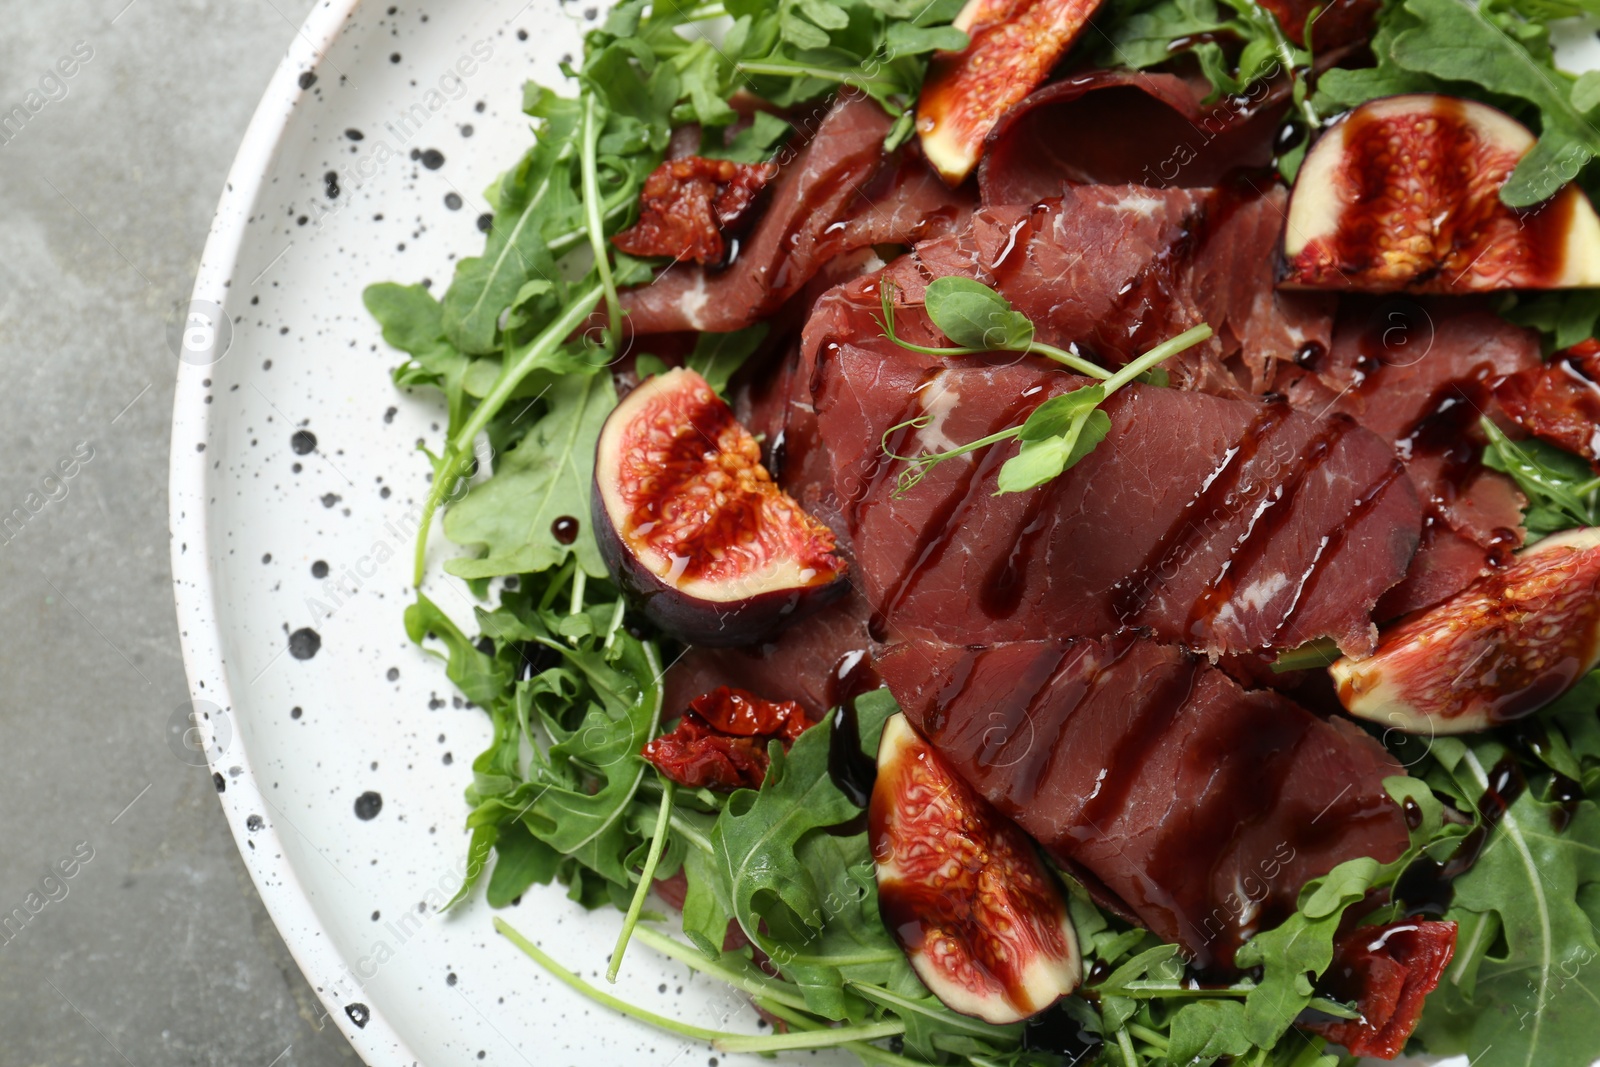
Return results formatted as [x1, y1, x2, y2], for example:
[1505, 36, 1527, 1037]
[1285, 298, 1540, 615]
[877, 633, 1411, 971]
[805, 281, 1421, 657]
[616, 95, 974, 336]
[879, 182, 1333, 394]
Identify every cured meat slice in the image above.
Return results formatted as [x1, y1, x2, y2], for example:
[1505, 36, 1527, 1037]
[806, 282, 1421, 656]
[877, 633, 1410, 971]
[617, 95, 973, 337]
[1299, 300, 1540, 614]
[979, 71, 1286, 204]
[881, 182, 1332, 394]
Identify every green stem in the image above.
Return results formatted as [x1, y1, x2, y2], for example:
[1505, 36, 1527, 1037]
[497, 917, 730, 1043]
[1115, 1025, 1140, 1066]
[413, 280, 604, 585]
[608, 782, 675, 982]
[602, 597, 627, 651]
[735, 60, 898, 94]
[581, 92, 622, 343]
[668, 811, 716, 855]
[548, 193, 634, 257]
[634, 926, 812, 1011]
[715, 1021, 904, 1054]
[498, 919, 907, 1055]
[1102, 324, 1213, 395]
[883, 425, 1021, 465]
[1027, 340, 1113, 378]
[1128, 1023, 1169, 1051]
[753, 999, 925, 1067]
[569, 568, 587, 619]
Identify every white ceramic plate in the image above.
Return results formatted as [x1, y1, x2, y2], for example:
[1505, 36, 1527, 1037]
[168, 2, 859, 1063]
[170, 2, 1600, 1065]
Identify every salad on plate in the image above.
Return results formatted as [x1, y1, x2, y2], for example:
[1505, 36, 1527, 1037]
[364, 0, 1600, 1062]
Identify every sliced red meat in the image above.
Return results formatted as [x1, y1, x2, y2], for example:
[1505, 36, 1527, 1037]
[1309, 300, 1539, 614]
[618, 95, 973, 336]
[881, 182, 1332, 394]
[877, 633, 1411, 971]
[1303, 920, 1457, 1058]
[661, 591, 875, 722]
[806, 281, 1421, 656]
[979, 71, 1287, 205]
[1495, 339, 1600, 464]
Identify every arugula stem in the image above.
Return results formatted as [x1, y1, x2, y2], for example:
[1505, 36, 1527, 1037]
[1128, 1023, 1169, 1051]
[496, 917, 732, 1043]
[608, 781, 675, 982]
[752, 999, 925, 1067]
[570, 568, 587, 619]
[413, 280, 604, 585]
[714, 1021, 904, 1054]
[669, 811, 716, 854]
[548, 193, 634, 258]
[581, 92, 623, 343]
[602, 597, 627, 651]
[735, 60, 898, 94]
[1115, 1025, 1140, 1066]
[1102, 324, 1213, 395]
[633, 925, 813, 1011]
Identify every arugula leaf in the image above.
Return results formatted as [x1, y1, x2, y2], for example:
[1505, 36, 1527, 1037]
[687, 323, 769, 396]
[1315, 0, 1598, 207]
[1416, 738, 1600, 1067]
[1480, 417, 1598, 535]
[441, 371, 615, 580]
[1503, 290, 1600, 351]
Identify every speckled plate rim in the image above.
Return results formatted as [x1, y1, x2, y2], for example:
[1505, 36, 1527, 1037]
[166, 1, 417, 1062]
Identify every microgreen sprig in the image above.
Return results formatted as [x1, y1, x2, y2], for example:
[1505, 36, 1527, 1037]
[878, 276, 1114, 378]
[883, 320, 1214, 498]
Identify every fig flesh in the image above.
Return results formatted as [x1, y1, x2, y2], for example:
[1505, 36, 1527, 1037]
[1281, 94, 1600, 292]
[593, 368, 848, 647]
[916, 0, 1107, 185]
[869, 712, 1081, 1024]
[1332, 527, 1600, 734]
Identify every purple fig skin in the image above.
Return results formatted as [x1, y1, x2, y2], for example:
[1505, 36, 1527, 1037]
[591, 487, 849, 647]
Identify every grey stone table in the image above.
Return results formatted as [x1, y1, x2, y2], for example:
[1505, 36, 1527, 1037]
[0, 2, 357, 1064]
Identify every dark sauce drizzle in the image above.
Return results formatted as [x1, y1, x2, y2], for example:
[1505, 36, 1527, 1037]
[1395, 757, 1527, 917]
[825, 649, 882, 808]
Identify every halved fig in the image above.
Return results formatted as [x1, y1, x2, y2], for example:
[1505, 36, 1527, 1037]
[593, 368, 848, 647]
[1332, 527, 1600, 734]
[1281, 94, 1600, 292]
[869, 712, 1081, 1023]
[916, 0, 1107, 185]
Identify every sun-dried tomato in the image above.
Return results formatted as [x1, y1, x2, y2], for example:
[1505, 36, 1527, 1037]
[641, 686, 809, 791]
[1301, 919, 1457, 1059]
[1495, 338, 1600, 463]
[611, 156, 778, 265]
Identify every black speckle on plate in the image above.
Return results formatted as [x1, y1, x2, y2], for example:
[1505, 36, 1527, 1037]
[289, 628, 322, 660]
[386, 667, 400, 682]
[345, 1003, 371, 1028]
[346, 128, 365, 141]
[321, 493, 341, 508]
[298, 71, 317, 90]
[290, 429, 317, 455]
[312, 560, 329, 579]
[291, 706, 303, 719]
[420, 148, 445, 170]
[354, 791, 383, 820]
[444, 192, 462, 211]
[477, 213, 493, 233]
[246, 814, 264, 831]
[213, 773, 226, 793]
